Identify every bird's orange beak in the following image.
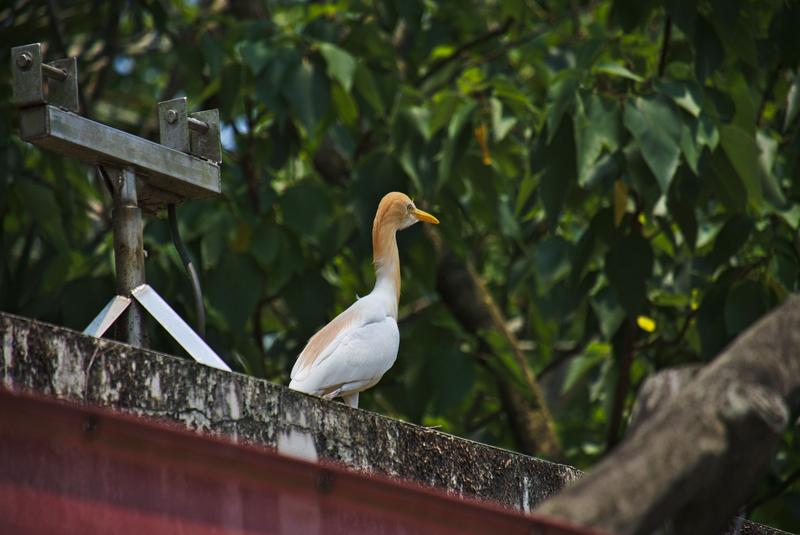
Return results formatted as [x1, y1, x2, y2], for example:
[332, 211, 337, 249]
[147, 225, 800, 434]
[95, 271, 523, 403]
[412, 207, 439, 225]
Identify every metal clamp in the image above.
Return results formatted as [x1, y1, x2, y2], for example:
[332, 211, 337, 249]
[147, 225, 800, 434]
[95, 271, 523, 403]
[158, 97, 221, 164]
[11, 43, 79, 112]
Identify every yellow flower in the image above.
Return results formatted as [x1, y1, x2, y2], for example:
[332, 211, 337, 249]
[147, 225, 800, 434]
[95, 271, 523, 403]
[637, 315, 656, 333]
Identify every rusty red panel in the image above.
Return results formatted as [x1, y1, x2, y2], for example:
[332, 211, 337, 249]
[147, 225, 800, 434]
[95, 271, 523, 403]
[0, 389, 605, 535]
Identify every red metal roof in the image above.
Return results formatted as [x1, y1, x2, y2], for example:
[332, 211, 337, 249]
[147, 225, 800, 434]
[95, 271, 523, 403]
[0, 389, 606, 535]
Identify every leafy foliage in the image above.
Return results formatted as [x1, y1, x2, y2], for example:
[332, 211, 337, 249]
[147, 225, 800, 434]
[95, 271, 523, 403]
[2, 0, 800, 529]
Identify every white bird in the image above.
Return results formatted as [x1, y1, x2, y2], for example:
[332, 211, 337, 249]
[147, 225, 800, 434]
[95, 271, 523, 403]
[289, 192, 439, 408]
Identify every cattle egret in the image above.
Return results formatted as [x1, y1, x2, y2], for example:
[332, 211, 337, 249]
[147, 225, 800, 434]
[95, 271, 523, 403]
[288, 192, 439, 408]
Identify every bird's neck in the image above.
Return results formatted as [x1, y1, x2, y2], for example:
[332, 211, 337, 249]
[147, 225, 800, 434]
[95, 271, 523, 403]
[372, 222, 401, 308]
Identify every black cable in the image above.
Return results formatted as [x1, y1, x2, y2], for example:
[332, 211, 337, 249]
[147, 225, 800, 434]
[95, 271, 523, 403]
[167, 203, 206, 338]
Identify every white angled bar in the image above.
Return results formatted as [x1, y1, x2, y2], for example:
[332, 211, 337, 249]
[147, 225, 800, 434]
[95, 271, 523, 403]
[83, 295, 131, 337]
[131, 284, 231, 372]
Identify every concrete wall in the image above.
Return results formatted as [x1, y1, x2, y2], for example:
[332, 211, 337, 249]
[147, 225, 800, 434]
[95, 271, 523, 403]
[0, 312, 791, 534]
[0, 312, 578, 512]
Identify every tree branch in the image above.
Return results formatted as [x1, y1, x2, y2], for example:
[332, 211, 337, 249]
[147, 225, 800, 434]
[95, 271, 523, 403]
[536, 296, 800, 535]
[657, 16, 672, 78]
[605, 319, 636, 451]
[426, 226, 561, 458]
[416, 17, 514, 86]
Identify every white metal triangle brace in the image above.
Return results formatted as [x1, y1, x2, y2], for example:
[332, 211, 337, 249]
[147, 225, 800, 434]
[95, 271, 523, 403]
[83, 284, 231, 372]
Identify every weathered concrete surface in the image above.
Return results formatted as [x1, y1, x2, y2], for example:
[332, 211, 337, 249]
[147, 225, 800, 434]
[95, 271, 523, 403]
[1, 312, 793, 534]
[0, 311, 578, 512]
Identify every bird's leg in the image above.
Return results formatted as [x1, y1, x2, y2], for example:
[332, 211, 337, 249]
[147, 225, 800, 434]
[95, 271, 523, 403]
[342, 392, 359, 408]
[322, 387, 343, 400]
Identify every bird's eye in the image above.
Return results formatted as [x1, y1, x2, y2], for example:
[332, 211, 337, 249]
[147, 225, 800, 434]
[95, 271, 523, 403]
[406, 203, 414, 212]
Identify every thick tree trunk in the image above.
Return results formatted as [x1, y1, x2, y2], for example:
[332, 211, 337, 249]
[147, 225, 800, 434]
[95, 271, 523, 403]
[535, 296, 800, 535]
[427, 227, 561, 458]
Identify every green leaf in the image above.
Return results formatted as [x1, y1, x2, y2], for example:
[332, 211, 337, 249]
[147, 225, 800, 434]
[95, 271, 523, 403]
[546, 77, 578, 144]
[15, 180, 67, 251]
[220, 63, 243, 120]
[610, 0, 656, 31]
[266, 231, 303, 296]
[490, 97, 517, 142]
[438, 101, 476, 191]
[331, 82, 359, 125]
[726, 71, 757, 131]
[679, 114, 717, 177]
[697, 283, 729, 360]
[427, 346, 475, 412]
[319, 42, 357, 92]
[575, 92, 622, 185]
[206, 252, 262, 330]
[429, 93, 460, 138]
[708, 214, 753, 267]
[655, 79, 702, 117]
[593, 63, 644, 82]
[590, 285, 626, 338]
[667, 169, 699, 250]
[680, 120, 701, 175]
[250, 225, 282, 269]
[756, 131, 786, 206]
[704, 141, 747, 212]
[236, 40, 272, 74]
[354, 63, 384, 116]
[711, 7, 757, 66]
[724, 280, 769, 336]
[664, 0, 696, 37]
[694, 15, 724, 82]
[605, 234, 653, 315]
[498, 195, 520, 240]
[492, 75, 535, 117]
[283, 60, 331, 133]
[783, 74, 799, 133]
[719, 125, 763, 208]
[696, 114, 719, 151]
[536, 236, 572, 290]
[624, 95, 682, 192]
[280, 180, 332, 238]
[283, 270, 335, 329]
[536, 116, 577, 228]
[200, 34, 224, 77]
[562, 342, 611, 393]
[255, 48, 299, 111]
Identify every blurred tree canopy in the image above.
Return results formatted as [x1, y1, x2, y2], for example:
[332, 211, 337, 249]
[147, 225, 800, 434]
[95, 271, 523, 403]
[2, 0, 800, 529]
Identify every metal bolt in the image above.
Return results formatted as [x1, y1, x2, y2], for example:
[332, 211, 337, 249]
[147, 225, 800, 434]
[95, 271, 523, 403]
[188, 116, 210, 134]
[16, 52, 32, 70]
[166, 109, 178, 124]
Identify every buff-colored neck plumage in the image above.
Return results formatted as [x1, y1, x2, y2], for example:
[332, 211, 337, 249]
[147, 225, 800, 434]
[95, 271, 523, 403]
[371, 193, 407, 302]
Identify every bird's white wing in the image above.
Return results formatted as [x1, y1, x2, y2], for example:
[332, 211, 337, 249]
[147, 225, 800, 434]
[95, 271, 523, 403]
[289, 294, 399, 396]
[290, 299, 362, 380]
[289, 317, 399, 396]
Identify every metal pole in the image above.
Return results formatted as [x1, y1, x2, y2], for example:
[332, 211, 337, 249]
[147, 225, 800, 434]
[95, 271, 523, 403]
[112, 167, 146, 347]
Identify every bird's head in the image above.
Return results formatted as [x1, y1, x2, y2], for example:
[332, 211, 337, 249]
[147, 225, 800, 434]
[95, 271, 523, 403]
[374, 192, 439, 232]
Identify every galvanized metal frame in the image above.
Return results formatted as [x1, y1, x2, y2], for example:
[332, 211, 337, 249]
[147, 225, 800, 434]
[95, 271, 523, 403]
[132, 285, 230, 371]
[11, 43, 79, 112]
[11, 41, 229, 372]
[18, 105, 220, 210]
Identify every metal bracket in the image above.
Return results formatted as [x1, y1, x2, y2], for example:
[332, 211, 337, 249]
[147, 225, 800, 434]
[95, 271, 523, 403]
[84, 284, 231, 372]
[12, 43, 79, 112]
[159, 97, 221, 164]
[12, 41, 226, 366]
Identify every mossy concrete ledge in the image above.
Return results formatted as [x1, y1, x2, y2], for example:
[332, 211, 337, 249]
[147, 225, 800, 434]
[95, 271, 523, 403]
[0, 311, 579, 512]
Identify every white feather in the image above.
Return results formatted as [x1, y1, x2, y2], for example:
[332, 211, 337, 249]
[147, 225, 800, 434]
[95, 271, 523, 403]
[289, 282, 399, 397]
